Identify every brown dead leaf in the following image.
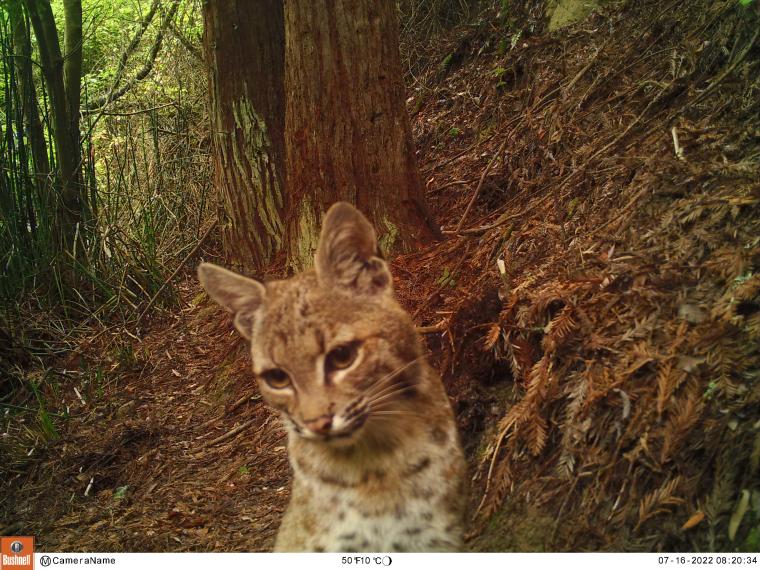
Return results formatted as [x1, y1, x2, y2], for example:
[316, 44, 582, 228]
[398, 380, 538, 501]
[681, 511, 705, 530]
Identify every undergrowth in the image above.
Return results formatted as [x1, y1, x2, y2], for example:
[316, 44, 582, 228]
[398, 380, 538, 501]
[0, 2, 214, 450]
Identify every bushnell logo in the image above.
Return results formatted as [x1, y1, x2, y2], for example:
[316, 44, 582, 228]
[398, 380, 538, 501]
[0, 536, 34, 570]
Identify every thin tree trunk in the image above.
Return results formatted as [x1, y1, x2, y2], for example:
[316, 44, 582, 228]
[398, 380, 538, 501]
[203, 0, 285, 269]
[8, 0, 51, 219]
[23, 0, 86, 249]
[63, 0, 81, 131]
[284, 0, 438, 270]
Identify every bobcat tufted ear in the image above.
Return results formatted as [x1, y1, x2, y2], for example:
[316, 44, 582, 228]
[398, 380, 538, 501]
[315, 202, 392, 297]
[197, 262, 266, 339]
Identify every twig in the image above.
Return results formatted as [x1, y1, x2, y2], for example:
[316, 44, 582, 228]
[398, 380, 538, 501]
[444, 194, 551, 237]
[204, 418, 258, 447]
[671, 126, 684, 160]
[197, 393, 259, 431]
[430, 179, 475, 194]
[476, 422, 511, 515]
[198, 413, 224, 430]
[416, 320, 447, 334]
[550, 476, 581, 545]
[227, 393, 261, 413]
[136, 218, 217, 324]
[454, 137, 509, 233]
[421, 132, 497, 174]
[96, 102, 177, 117]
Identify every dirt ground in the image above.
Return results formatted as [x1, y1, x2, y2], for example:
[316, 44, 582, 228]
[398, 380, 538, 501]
[2, 0, 760, 553]
[1, 296, 288, 551]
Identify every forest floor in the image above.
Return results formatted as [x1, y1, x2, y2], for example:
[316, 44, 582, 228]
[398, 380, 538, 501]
[3, 0, 760, 553]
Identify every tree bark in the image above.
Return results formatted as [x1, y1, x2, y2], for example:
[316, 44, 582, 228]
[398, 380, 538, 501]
[8, 0, 51, 215]
[62, 0, 82, 132]
[284, 0, 438, 270]
[23, 0, 87, 248]
[203, 0, 285, 269]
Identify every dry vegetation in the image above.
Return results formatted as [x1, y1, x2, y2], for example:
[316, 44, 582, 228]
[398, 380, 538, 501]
[402, 0, 760, 551]
[2, 0, 759, 553]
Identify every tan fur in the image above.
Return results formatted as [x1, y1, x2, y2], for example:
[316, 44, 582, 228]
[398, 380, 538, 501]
[198, 202, 466, 552]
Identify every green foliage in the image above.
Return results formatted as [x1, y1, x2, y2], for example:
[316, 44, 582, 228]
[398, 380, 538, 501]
[491, 65, 508, 89]
[745, 525, 760, 551]
[1, 0, 213, 432]
[436, 267, 457, 287]
[1, 0, 211, 316]
[497, 37, 509, 55]
[566, 197, 580, 218]
[28, 377, 60, 442]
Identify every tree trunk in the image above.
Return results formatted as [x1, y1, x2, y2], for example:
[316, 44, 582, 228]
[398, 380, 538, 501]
[23, 0, 86, 250]
[203, 0, 285, 269]
[284, 0, 438, 270]
[8, 0, 51, 225]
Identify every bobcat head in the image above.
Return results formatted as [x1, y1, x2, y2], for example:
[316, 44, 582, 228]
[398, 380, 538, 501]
[198, 203, 426, 449]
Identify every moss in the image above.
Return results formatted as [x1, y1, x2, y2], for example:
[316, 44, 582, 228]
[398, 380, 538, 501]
[471, 501, 555, 552]
[289, 196, 321, 272]
[547, 0, 616, 31]
[377, 216, 399, 257]
[221, 90, 284, 264]
[190, 291, 207, 307]
[207, 342, 248, 407]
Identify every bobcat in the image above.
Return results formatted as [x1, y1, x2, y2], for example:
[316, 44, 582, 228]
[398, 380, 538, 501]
[198, 202, 466, 552]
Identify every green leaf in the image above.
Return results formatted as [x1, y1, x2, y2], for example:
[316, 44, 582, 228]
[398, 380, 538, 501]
[113, 486, 128, 500]
[744, 526, 759, 551]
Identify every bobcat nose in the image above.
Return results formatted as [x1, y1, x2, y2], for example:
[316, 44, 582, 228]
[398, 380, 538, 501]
[304, 415, 333, 435]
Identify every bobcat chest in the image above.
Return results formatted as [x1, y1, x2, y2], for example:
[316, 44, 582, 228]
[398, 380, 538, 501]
[313, 495, 460, 552]
[276, 430, 465, 552]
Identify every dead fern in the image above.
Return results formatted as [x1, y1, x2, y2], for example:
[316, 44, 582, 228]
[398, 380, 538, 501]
[636, 476, 685, 531]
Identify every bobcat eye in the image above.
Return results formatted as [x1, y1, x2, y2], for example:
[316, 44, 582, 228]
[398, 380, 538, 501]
[326, 342, 360, 371]
[260, 368, 291, 389]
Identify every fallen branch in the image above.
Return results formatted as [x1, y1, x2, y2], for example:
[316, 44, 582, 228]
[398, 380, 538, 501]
[203, 418, 258, 447]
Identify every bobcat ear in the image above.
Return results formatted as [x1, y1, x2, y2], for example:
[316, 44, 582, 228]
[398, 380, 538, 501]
[315, 202, 392, 296]
[197, 262, 266, 339]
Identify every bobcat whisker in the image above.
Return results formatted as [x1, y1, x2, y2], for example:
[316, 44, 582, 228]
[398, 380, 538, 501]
[365, 356, 424, 399]
[366, 378, 413, 402]
[366, 410, 426, 419]
[367, 385, 415, 408]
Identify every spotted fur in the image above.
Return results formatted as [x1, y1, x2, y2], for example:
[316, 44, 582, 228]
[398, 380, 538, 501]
[198, 202, 466, 552]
